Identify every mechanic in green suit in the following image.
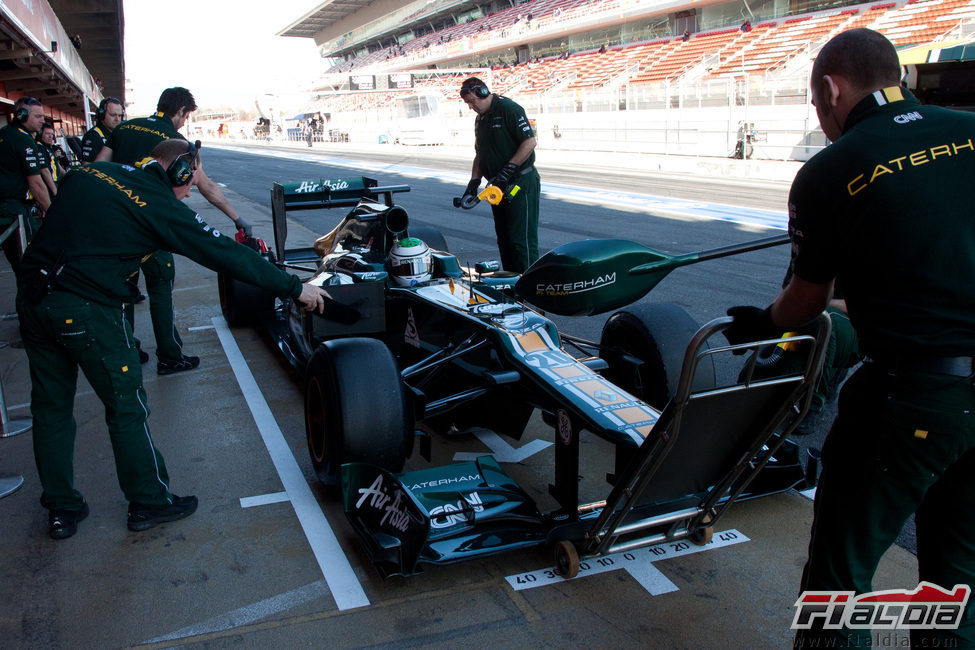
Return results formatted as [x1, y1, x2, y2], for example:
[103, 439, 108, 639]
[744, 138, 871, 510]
[79, 97, 124, 162]
[459, 77, 540, 272]
[97, 87, 252, 374]
[18, 139, 327, 539]
[724, 29, 975, 647]
[0, 96, 52, 270]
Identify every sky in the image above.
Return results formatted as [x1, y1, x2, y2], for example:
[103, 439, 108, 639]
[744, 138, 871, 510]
[123, 0, 324, 116]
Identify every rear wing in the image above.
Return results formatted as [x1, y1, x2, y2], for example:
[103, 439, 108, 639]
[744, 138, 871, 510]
[270, 176, 410, 263]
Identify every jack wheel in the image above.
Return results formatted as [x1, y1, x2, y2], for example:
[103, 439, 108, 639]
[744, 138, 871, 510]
[554, 541, 580, 579]
[689, 525, 714, 546]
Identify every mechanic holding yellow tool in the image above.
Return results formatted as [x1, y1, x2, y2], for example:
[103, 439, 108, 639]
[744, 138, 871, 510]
[0, 97, 51, 271]
[97, 87, 253, 374]
[723, 29, 975, 647]
[80, 97, 124, 162]
[17, 139, 327, 539]
[459, 77, 540, 273]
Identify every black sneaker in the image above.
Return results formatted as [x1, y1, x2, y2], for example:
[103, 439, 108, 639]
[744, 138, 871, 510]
[49, 501, 90, 540]
[138, 348, 149, 364]
[157, 355, 200, 375]
[127, 495, 198, 531]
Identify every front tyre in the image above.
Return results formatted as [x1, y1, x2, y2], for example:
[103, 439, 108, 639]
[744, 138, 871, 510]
[305, 338, 412, 486]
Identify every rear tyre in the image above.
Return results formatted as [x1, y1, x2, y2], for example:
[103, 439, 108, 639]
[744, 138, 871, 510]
[305, 338, 412, 486]
[218, 272, 274, 326]
[599, 302, 715, 410]
[410, 226, 449, 253]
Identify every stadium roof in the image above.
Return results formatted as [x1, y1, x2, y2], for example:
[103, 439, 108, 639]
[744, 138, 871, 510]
[278, 0, 376, 39]
[48, 0, 125, 102]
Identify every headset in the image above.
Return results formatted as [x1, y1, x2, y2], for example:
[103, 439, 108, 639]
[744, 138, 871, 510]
[460, 83, 490, 99]
[96, 97, 122, 122]
[167, 140, 201, 187]
[13, 97, 41, 123]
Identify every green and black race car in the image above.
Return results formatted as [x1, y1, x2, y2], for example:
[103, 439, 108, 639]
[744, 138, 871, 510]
[218, 176, 829, 579]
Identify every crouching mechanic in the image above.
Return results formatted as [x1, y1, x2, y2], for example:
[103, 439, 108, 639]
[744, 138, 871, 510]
[17, 139, 327, 539]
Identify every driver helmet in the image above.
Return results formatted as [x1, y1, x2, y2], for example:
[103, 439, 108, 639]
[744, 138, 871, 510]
[388, 237, 433, 287]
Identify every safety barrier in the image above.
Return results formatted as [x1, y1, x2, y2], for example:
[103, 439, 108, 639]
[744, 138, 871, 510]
[0, 212, 28, 497]
[0, 472, 23, 498]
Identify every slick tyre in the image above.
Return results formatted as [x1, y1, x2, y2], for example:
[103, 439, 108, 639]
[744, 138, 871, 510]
[410, 226, 449, 253]
[305, 338, 412, 486]
[218, 272, 274, 326]
[599, 302, 715, 410]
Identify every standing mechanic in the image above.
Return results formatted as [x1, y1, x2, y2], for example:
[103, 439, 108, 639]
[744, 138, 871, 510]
[97, 87, 253, 374]
[459, 77, 540, 272]
[722, 29, 975, 647]
[80, 97, 123, 162]
[0, 96, 51, 270]
[18, 139, 327, 539]
[36, 122, 67, 185]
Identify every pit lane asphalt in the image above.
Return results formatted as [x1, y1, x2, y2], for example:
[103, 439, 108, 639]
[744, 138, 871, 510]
[0, 141, 919, 648]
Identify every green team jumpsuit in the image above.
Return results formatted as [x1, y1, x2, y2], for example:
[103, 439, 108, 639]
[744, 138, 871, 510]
[17, 161, 301, 511]
[105, 113, 189, 364]
[473, 95, 540, 272]
[0, 123, 43, 268]
[789, 87, 975, 648]
[80, 124, 109, 163]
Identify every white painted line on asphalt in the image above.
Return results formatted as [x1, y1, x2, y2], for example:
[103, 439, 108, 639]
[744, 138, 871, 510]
[506, 529, 749, 594]
[187, 325, 216, 331]
[211, 144, 788, 230]
[172, 283, 213, 293]
[452, 430, 552, 462]
[146, 580, 330, 643]
[240, 491, 290, 508]
[212, 315, 369, 611]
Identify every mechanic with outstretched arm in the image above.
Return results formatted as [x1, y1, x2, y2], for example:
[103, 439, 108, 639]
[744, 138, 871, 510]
[18, 138, 327, 540]
[723, 29, 975, 648]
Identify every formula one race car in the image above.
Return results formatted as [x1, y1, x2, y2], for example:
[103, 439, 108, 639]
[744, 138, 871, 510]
[218, 176, 830, 579]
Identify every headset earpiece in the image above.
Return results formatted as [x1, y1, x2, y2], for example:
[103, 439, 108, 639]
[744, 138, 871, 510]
[95, 97, 121, 122]
[166, 140, 201, 187]
[13, 97, 38, 123]
[460, 83, 490, 99]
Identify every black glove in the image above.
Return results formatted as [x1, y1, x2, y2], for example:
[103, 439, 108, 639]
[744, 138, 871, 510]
[236, 217, 253, 237]
[490, 162, 519, 187]
[724, 306, 782, 350]
[454, 178, 482, 209]
[453, 194, 480, 209]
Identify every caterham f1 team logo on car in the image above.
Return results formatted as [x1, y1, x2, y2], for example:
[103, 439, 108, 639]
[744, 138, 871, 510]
[792, 582, 970, 631]
[535, 272, 616, 296]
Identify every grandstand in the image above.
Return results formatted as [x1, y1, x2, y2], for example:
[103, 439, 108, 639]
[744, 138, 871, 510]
[277, 0, 975, 160]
